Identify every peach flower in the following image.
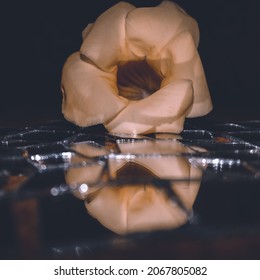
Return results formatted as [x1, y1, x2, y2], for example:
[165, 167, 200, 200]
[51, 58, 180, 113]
[61, 1, 212, 134]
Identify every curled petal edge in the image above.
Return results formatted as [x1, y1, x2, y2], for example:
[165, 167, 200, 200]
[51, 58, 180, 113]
[104, 79, 194, 134]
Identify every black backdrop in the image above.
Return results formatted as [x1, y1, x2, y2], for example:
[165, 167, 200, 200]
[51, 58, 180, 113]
[2, 0, 260, 125]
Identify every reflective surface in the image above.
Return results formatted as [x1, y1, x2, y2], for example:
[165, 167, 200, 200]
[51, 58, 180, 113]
[65, 139, 202, 234]
[0, 119, 260, 259]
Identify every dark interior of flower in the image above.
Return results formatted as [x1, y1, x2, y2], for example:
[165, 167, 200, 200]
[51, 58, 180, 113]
[117, 60, 162, 101]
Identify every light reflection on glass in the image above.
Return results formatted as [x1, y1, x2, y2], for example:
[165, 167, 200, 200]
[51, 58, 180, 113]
[68, 141, 113, 158]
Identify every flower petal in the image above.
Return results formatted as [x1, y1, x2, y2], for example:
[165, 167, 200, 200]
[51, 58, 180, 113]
[125, 0, 199, 59]
[61, 52, 128, 126]
[80, 2, 135, 72]
[104, 79, 194, 134]
[160, 31, 213, 117]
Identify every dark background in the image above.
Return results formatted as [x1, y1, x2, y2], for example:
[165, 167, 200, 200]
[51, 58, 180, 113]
[2, 0, 260, 126]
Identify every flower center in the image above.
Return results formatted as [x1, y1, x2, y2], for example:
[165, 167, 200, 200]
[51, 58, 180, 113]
[117, 60, 162, 101]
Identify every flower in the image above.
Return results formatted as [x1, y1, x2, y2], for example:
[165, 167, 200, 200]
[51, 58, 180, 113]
[61, 1, 212, 134]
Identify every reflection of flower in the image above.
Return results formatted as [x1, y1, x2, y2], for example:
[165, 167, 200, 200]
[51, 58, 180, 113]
[61, 1, 212, 134]
[65, 138, 203, 235]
